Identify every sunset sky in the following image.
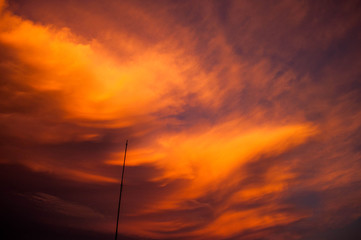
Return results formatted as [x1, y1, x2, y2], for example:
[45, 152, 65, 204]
[1, 0, 361, 239]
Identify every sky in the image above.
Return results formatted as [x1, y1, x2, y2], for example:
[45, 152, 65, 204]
[1, 0, 361, 239]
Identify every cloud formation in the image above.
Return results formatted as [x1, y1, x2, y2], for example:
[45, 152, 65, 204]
[1, 0, 361, 239]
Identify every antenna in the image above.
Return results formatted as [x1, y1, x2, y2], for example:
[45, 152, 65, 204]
[115, 140, 128, 240]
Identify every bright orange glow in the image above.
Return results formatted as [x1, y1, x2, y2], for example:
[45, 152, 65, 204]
[1, 1, 361, 239]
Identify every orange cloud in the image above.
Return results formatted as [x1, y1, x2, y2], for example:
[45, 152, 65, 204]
[194, 204, 308, 238]
[0, 2, 217, 130]
[112, 122, 317, 238]
[2, 1, 361, 239]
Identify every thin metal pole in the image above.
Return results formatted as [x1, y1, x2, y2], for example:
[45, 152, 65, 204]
[115, 140, 128, 240]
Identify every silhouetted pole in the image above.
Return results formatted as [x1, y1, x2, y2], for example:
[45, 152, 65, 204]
[115, 140, 128, 240]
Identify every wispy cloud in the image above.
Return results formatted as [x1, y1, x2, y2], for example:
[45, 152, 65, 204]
[1, 0, 361, 239]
